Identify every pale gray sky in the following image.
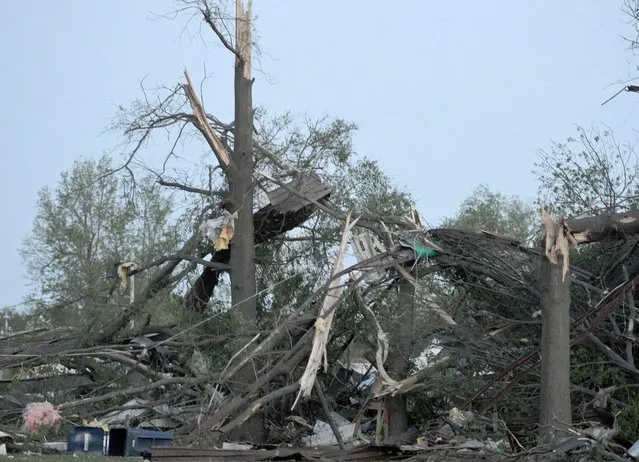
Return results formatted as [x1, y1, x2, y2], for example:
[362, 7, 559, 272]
[1, 1, 638, 309]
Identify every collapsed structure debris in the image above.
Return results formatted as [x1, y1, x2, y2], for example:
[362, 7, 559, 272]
[4, 210, 639, 457]
[7, 4, 639, 456]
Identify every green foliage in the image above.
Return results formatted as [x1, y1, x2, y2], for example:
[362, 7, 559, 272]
[570, 347, 627, 387]
[252, 114, 415, 318]
[20, 155, 181, 328]
[442, 184, 537, 244]
[616, 392, 639, 442]
[534, 125, 639, 217]
[570, 347, 639, 441]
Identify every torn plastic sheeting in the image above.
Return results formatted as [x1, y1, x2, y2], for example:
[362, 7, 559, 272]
[302, 419, 357, 448]
[199, 211, 238, 250]
[398, 237, 439, 260]
[357, 374, 375, 391]
[628, 439, 639, 458]
[328, 411, 351, 428]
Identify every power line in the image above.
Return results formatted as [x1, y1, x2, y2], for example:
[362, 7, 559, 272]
[1, 301, 31, 311]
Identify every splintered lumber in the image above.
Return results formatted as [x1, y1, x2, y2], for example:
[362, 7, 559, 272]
[292, 214, 358, 409]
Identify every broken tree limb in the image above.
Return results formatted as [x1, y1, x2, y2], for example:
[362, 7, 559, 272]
[206, 270, 369, 412]
[215, 383, 299, 439]
[586, 332, 639, 380]
[57, 374, 210, 411]
[354, 289, 397, 389]
[292, 214, 359, 409]
[565, 210, 639, 244]
[541, 206, 575, 282]
[314, 380, 347, 450]
[185, 332, 313, 439]
[182, 69, 233, 171]
[184, 189, 331, 312]
[198, 333, 261, 424]
[91, 231, 202, 345]
[373, 355, 452, 398]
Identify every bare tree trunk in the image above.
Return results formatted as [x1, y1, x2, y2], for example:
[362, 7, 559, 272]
[386, 276, 415, 436]
[231, 0, 256, 323]
[228, 0, 262, 443]
[536, 209, 639, 441]
[539, 218, 572, 443]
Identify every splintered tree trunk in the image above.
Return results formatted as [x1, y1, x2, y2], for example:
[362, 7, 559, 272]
[231, 0, 255, 322]
[539, 218, 572, 443]
[386, 276, 415, 436]
[229, 0, 262, 443]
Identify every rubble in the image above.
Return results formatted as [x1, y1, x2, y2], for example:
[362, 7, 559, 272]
[1, 217, 638, 458]
[301, 418, 358, 448]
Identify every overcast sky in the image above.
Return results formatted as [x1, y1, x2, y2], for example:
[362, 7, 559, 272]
[1, 1, 639, 309]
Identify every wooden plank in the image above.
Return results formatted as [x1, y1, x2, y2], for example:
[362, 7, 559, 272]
[266, 174, 331, 213]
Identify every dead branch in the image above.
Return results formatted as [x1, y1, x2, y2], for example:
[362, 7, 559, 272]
[182, 69, 234, 170]
[373, 356, 452, 398]
[131, 252, 230, 276]
[197, 0, 243, 61]
[57, 374, 211, 411]
[215, 383, 299, 438]
[186, 332, 312, 438]
[352, 288, 397, 388]
[200, 333, 260, 421]
[624, 264, 638, 367]
[157, 178, 225, 197]
[566, 210, 639, 244]
[314, 380, 346, 450]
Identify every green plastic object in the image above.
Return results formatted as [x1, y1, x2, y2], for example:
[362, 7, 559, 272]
[414, 243, 438, 259]
[399, 237, 439, 261]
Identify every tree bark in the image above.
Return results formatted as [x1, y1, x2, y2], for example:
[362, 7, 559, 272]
[539, 220, 572, 443]
[228, 0, 262, 443]
[386, 276, 415, 436]
[566, 210, 639, 243]
[183, 203, 318, 312]
[230, 0, 255, 322]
